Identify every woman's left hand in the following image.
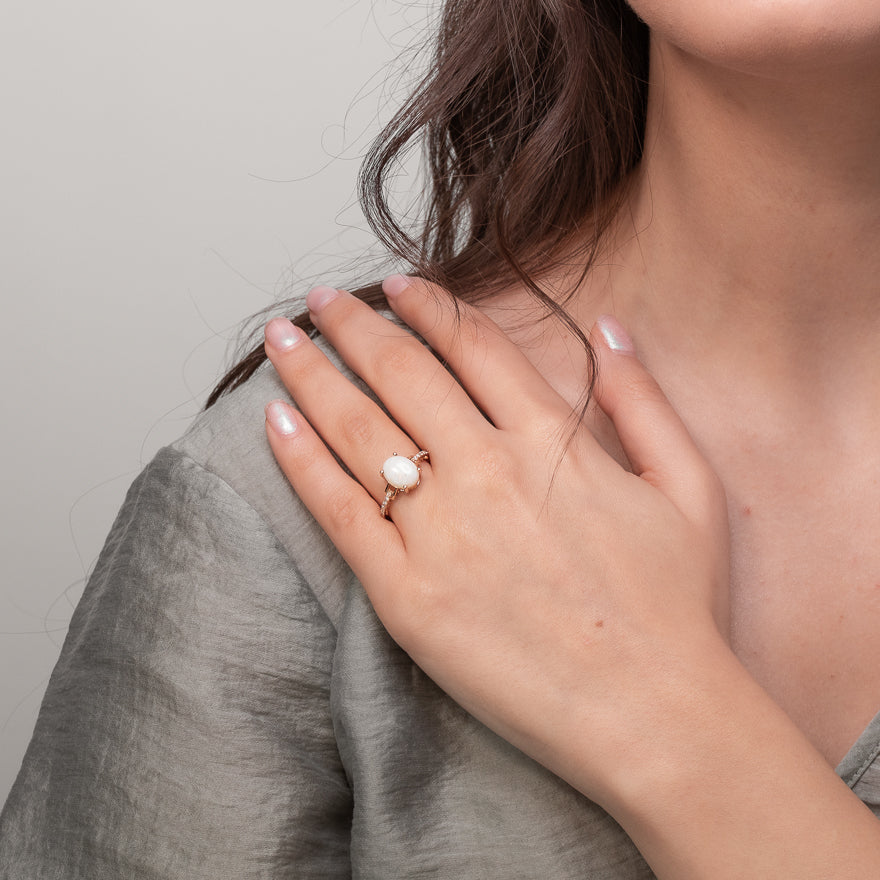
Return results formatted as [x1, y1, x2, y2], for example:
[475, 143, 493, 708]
[262, 275, 731, 813]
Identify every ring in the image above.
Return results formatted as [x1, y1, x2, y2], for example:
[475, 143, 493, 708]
[379, 450, 430, 518]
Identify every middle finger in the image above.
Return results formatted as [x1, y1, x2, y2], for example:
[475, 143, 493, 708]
[264, 315, 428, 505]
[303, 286, 491, 451]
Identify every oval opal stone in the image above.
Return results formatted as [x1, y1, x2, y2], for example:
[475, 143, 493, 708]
[382, 455, 420, 490]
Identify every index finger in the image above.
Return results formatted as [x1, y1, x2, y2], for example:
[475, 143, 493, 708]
[382, 275, 577, 435]
[305, 286, 490, 453]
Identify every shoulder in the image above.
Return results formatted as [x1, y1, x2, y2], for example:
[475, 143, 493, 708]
[0, 353, 356, 877]
[169, 340, 357, 625]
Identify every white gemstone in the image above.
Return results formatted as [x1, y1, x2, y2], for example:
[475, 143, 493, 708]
[382, 455, 420, 490]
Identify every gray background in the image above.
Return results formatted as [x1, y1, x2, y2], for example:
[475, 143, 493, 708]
[1, 0, 429, 806]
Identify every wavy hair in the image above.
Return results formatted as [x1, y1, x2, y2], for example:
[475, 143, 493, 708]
[207, 0, 648, 408]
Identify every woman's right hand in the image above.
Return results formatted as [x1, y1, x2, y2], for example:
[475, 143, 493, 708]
[262, 276, 732, 811]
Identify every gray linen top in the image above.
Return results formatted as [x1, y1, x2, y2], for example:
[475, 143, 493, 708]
[2, 354, 879, 879]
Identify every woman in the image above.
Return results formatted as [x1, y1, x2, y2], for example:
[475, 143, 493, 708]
[2, 0, 880, 877]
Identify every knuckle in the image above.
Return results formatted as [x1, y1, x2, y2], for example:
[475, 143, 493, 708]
[529, 411, 570, 447]
[324, 487, 361, 531]
[452, 310, 487, 347]
[461, 446, 517, 498]
[472, 447, 508, 483]
[620, 371, 664, 404]
[373, 337, 422, 379]
[338, 405, 378, 448]
[291, 442, 321, 473]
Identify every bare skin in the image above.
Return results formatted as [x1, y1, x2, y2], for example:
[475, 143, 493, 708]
[263, 281, 880, 878]
[617, 28, 880, 769]
[481, 26, 880, 770]
[260, 6, 880, 877]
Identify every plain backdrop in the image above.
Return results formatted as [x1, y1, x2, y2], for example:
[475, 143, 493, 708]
[1, 0, 431, 807]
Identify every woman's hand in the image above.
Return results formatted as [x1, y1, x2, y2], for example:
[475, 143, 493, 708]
[262, 278, 880, 878]
[261, 275, 730, 809]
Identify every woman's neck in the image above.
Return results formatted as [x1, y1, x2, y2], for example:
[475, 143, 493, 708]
[593, 38, 880, 403]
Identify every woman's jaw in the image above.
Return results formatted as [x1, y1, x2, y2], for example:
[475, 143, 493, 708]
[556, 5, 880, 403]
[625, 0, 880, 76]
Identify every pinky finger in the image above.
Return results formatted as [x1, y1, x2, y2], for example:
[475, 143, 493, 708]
[264, 399, 405, 581]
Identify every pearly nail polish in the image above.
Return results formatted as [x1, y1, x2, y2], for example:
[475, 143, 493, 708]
[382, 274, 412, 298]
[306, 285, 340, 313]
[265, 400, 298, 436]
[596, 315, 635, 354]
[265, 317, 304, 352]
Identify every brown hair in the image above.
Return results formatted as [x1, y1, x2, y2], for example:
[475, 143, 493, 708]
[206, 0, 648, 408]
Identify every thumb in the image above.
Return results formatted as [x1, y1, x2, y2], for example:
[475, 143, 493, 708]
[591, 315, 724, 525]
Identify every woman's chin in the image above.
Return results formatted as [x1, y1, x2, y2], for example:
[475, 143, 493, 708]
[628, 0, 880, 78]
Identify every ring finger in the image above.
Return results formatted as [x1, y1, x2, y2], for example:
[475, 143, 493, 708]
[263, 315, 427, 507]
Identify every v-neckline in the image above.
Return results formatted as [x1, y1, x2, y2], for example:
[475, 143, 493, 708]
[836, 709, 880, 788]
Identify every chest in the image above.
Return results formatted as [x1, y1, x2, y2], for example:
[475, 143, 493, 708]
[721, 469, 880, 767]
[517, 325, 880, 768]
[585, 397, 880, 767]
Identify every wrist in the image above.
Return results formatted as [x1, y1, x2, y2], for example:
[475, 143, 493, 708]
[595, 627, 746, 816]
[526, 621, 738, 811]
[589, 637, 879, 879]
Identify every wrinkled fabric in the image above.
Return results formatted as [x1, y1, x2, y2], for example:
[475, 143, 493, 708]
[2, 355, 879, 879]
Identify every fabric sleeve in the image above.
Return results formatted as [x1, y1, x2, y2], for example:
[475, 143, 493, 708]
[0, 447, 352, 879]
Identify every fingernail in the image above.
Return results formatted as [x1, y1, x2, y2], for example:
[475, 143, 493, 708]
[306, 285, 340, 314]
[264, 317, 305, 352]
[265, 400, 299, 436]
[596, 315, 635, 354]
[382, 274, 412, 299]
